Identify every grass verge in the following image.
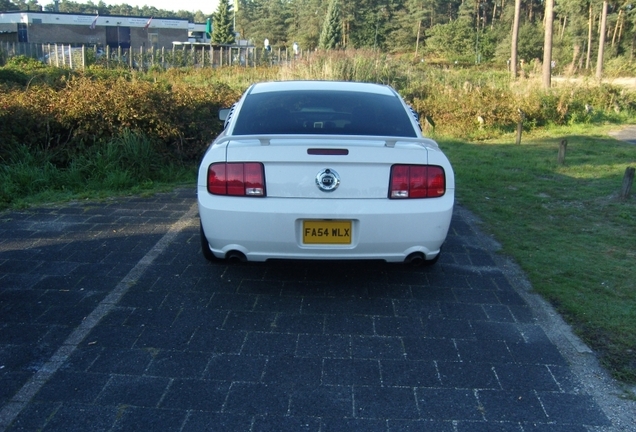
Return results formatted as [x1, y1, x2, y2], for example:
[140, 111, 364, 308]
[438, 124, 636, 384]
[0, 130, 195, 210]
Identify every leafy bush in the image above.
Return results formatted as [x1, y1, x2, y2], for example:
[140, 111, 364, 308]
[1, 51, 634, 169]
[0, 73, 241, 165]
[0, 68, 29, 86]
[4, 55, 47, 70]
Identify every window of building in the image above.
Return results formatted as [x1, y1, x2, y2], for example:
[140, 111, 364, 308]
[148, 33, 158, 49]
[17, 23, 27, 42]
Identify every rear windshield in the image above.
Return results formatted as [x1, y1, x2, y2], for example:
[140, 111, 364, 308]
[232, 90, 417, 137]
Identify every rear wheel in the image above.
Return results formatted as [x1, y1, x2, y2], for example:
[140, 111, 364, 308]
[200, 221, 218, 262]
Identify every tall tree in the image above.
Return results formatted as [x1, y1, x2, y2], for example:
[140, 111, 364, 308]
[596, 0, 608, 79]
[554, 0, 589, 74]
[212, 0, 235, 44]
[0, 0, 19, 10]
[510, 0, 521, 78]
[542, 0, 555, 89]
[286, 0, 324, 51]
[319, 0, 342, 49]
[426, 19, 476, 62]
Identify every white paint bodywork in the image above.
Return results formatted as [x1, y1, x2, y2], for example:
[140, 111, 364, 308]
[197, 81, 455, 263]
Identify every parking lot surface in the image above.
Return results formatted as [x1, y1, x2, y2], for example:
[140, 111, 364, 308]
[0, 188, 633, 431]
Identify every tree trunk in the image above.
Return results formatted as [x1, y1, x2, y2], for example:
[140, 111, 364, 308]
[414, 20, 421, 59]
[570, 43, 580, 75]
[612, 9, 622, 47]
[596, 1, 608, 80]
[542, 0, 554, 89]
[586, 4, 593, 69]
[511, 0, 521, 79]
[560, 15, 567, 41]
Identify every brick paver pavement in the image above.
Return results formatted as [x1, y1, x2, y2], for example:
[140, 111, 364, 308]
[0, 188, 622, 431]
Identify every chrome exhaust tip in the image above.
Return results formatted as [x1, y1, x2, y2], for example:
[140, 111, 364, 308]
[226, 250, 247, 263]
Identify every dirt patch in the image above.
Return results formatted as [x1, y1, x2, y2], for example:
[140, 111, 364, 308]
[608, 125, 636, 144]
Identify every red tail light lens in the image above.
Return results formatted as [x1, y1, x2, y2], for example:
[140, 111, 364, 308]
[389, 165, 445, 198]
[207, 162, 265, 196]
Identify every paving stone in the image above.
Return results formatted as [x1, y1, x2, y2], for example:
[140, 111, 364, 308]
[158, 379, 230, 411]
[289, 384, 352, 418]
[180, 412, 253, 432]
[417, 388, 483, 421]
[381, 359, 439, 387]
[39, 403, 118, 432]
[224, 382, 290, 415]
[354, 386, 419, 419]
[262, 356, 322, 385]
[110, 407, 186, 432]
[295, 334, 351, 358]
[437, 362, 500, 389]
[477, 390, 547, 423]
[204, 353, 266, 382]
[95, 375, 170, 407]
[322, 358, 380, 386]
[34, 371, 110, 404]
[252, 415, 321, 432]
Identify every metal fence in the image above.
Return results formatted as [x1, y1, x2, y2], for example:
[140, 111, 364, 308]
[0, 41, 305, 70]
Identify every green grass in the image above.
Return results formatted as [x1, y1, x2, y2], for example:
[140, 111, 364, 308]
[438, 124, 636, 383]
[0, 130, 195, 210]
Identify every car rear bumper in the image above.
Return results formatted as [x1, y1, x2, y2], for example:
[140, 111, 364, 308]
[198, 189, 454, 262]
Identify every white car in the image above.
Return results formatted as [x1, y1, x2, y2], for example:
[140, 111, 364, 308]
[197, 81, 455, 265]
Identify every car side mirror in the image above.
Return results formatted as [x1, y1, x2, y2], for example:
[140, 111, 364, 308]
[219, 108, 231, 121]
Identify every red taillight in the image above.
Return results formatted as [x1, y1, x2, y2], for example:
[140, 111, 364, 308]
[389, 165, 445, 199]
[207, 162, 265, 196]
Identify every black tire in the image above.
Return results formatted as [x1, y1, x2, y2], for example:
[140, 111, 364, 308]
[200, 221, 218, 262]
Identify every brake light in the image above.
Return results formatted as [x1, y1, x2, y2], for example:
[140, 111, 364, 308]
[389, 165, 445, 198]
[207, 162, 265, 196]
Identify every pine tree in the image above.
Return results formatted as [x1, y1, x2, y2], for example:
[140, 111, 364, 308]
[212, 0, 235, 45]
[319, 0, 342, 50]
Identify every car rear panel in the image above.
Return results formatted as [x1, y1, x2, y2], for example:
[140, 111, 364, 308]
[197, 135, 454, 262]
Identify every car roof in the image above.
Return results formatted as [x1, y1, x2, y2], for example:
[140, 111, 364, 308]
[248, 81, 397, 96]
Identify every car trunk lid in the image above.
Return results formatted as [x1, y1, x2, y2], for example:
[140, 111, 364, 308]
[224, 136, 434, 199]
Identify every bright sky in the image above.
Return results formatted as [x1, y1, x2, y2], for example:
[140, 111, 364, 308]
[40, 0, 221, 15]
[118, 0, 220, 15]
[125, 0, 219, 15]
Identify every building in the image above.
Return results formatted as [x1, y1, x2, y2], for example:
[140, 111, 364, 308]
[0, 11, 191, 50]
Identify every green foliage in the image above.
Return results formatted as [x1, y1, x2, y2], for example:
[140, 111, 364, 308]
[0, 71, 241, 166]
[0, 132, 192, 208]
[425, 20, 476, 63]
[212, 0, 235, 45]
[319, 0, 342, 50]
[5, 55, 46, 70]
[603, 56, 636, 78]
[0, 68, 29, 86]
[494, 22, 544, 64]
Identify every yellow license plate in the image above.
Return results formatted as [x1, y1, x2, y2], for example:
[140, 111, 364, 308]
[303, 220, 352, 244]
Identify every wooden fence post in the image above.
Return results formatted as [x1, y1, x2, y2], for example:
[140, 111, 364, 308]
[558, 139, 568, 164]
[620, 166, 635, 200]
[516, 109, 525, 145]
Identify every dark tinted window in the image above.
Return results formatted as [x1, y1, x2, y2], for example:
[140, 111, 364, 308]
[232, 90, 417, 137]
